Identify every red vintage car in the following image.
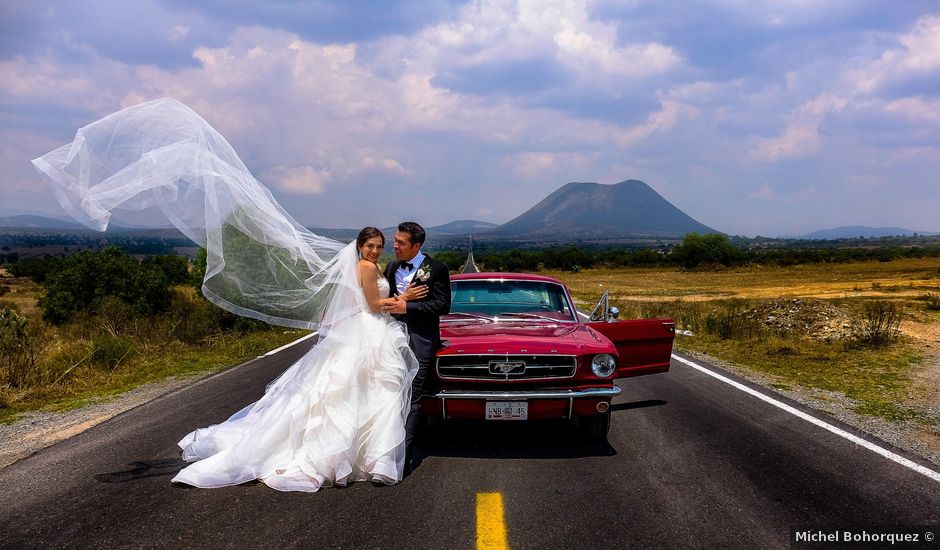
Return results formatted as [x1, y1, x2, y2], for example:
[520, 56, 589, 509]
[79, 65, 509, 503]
[421, 272, 676, 439]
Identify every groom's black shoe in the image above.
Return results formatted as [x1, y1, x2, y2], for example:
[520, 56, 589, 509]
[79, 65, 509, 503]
[402, 448, 422, 478]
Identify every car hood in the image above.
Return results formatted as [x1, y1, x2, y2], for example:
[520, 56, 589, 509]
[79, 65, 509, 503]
[439, 321, 612, 356]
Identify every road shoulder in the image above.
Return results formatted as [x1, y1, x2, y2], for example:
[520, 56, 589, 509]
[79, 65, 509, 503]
[678, 348, 940, 469]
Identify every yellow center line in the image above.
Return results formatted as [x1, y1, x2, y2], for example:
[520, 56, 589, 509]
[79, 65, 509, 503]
[476, 492, 509, 550]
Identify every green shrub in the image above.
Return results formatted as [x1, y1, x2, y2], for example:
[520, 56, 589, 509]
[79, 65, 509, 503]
[703, 300, 762, 340]
[91, 334, 135, 369]
[165, 289, 246, 344]
[920, 293, 940, 311]
[849, 301, 903, 348]
[95, 296, 136, 336]
[0, 308, 37, 387]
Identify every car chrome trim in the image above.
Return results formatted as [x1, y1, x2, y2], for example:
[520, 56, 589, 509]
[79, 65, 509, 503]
[432, 387, 622, 400]
[437, 354, 578, 381]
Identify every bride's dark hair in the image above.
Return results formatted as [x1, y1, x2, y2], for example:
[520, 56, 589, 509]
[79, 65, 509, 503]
[356, 226, 385, 248]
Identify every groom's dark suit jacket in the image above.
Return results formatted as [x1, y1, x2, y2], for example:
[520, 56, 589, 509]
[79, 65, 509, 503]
[384, 255, 451, 363]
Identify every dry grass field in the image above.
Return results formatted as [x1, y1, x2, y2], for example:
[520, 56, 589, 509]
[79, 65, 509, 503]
[548, 258, 940, 456]
[3, 259, 939, 458]
[555, 257, 940, 302]
[0, 268, 304, 423]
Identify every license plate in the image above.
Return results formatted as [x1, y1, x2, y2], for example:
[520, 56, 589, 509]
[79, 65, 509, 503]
[485, 401, 527, 420]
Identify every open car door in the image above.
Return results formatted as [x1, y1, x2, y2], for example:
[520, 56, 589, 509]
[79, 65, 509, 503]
[586, 291, 676, 378]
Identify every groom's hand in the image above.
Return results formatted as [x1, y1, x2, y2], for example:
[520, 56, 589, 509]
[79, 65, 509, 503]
[383, 298, 407, 315]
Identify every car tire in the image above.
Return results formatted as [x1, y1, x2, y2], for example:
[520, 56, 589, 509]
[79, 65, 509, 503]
[579, 412, 611, 441]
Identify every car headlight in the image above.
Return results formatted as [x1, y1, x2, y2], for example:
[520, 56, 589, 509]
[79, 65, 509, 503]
[591, 354, 617, 377]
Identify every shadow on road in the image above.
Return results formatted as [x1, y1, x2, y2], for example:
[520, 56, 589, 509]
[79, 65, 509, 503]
[92, 400, 669, 483]
[416, 399, 668, 461]
[94, 458, 187, 483]
[610, 399, 667, 412]
[418, 419, 616, 460]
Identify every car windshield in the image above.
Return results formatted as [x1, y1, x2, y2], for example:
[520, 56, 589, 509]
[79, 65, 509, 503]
[449, 279, 576, 322]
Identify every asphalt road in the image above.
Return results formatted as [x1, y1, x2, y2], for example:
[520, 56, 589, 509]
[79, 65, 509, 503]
[1, 339, 939, 549]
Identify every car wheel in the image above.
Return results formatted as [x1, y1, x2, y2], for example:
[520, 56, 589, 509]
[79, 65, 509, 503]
[579, 412, 611, 441]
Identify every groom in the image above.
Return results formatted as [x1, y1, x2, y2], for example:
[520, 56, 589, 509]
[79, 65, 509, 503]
[382, 222, 451, 471]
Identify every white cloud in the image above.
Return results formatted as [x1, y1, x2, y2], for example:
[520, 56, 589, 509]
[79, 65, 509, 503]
[264, 165, 331, 194]
[4, 0, 940, 234]
[399, 0, 681, 89]
[505, 150, 597, 180]
[751, 93, 848, 162]
[747, 184, 777, 200]
[884, 96, 940, 123]
[0, 55, 129, 110]
[849, 14, 940, 94]
[891, 14, 940, 72]
[617, 98, 695, 147]
[168, 25, 191, 43]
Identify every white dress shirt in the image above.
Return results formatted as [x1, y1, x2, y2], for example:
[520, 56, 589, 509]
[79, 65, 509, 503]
[395, 250, 425, 295]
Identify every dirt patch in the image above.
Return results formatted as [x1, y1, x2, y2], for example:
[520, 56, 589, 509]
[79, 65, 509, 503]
[900, 318, 940, 424]
[740, 298, 853, 340]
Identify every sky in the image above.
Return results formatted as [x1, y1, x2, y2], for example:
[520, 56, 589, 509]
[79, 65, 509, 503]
[1, 0, 939, 237]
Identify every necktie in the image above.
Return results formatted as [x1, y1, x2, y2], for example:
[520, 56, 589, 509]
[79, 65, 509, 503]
[401, 261, 414, 271]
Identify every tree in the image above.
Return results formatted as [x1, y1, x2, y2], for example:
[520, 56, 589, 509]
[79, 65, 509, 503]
[191, 247, 207, 292]
[143, 254, 190, 285]
[671, 233, 744, 270]
[8, 256, 60, 282]
[38, 247, 177, 324]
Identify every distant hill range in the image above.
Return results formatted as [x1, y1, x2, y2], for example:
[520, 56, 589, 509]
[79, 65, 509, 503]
[801, 226, 940, 239]
[307, 220, 500, 241]
[12, 187, 937, 244]
[0, 180, 716, 241]
[427, 220, 499, 235]
[487, 179, 717, 239]
[0, 215, 85, 230]
[0, 214, 166, 232]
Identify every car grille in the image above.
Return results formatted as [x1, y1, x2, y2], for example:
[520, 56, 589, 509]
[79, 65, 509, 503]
[437, 355, 577, 380]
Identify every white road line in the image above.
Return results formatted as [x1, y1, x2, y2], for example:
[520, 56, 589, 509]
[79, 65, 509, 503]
[261, 332, 318, 357]
[671, 353, 940, 484]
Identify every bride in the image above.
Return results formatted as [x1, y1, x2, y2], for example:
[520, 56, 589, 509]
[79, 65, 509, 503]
[171, 227, 425, 490]
[31, 99, 428, 491]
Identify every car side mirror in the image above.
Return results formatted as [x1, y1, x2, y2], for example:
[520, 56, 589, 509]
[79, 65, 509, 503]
[607, 306, 619, 322]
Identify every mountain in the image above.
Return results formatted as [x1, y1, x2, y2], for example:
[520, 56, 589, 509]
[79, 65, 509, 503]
[0, 215, 85, 229]
[801, 226, 938, 239]
[426, 220, 498, 234]
[488, 180, 717, 239]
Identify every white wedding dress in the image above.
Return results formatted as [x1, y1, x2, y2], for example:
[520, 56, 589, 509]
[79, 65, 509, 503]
[171, 277, 419, 491]
[29, 98, 422, 492]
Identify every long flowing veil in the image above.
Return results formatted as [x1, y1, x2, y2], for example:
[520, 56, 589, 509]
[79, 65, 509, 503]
[31, 98, 363, 333]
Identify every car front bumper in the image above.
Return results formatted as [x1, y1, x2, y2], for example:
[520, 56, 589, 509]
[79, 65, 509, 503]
[434, 387, 622, 400]
[422, 386, 622, 420]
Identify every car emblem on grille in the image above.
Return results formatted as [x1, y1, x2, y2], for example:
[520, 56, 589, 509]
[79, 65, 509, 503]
[489, 361, 526, 375]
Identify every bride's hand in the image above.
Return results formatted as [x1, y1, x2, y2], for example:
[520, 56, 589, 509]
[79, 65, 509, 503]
[399, 283, 428, 302]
